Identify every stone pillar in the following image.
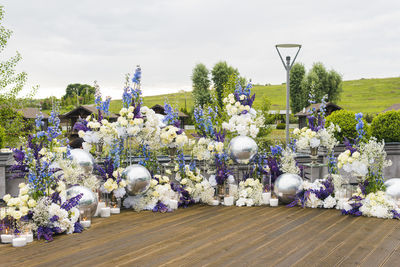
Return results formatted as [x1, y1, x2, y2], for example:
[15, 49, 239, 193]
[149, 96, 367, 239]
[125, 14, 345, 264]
[0, 152, 12, 199]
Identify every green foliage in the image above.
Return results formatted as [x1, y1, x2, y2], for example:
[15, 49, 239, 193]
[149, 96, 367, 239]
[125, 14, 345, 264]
[0, 125, 5, 148]
[300, 62, 342, 104]
[62, 83, 95, 107]
[371, 111, 400, 142]
[325, 110, 368, 143]
[211, 61, 238, 110]
[289, 63, 306, 113]
[256, 96, 272, 150]
[276, 123, 286, 130]
[0, 6, 36, 147]
[191, 63, 211, 108]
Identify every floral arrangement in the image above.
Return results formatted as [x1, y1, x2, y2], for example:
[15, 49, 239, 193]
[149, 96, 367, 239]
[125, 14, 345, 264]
[222, 81, 264, 138]
[159, 102, 188, 148]
[123, 174, 177, 212]
[289, 177, 336, 209]
[174, 155, 214, 205]
[236, 178, 263, 207]
[55, 159, 99, 192]
[293, 95, 340, 152]
[2, 181, 84, 241]
[280, 147, 300, 175]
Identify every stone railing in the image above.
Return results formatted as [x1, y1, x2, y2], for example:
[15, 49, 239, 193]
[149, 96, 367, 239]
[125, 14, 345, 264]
[1, 142, 400, 198]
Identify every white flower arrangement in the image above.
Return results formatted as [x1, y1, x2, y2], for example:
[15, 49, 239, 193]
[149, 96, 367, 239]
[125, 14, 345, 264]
[115, 106, 144, 138]
[280, 148, 300, 175]
[293, 123, 339, 151]
[359, 191, 400, 219]
[338, 138, 392, 178]
[56, 159, 99, 192]
[337, 149, 368, 177]
[175, 165, 214, 204]
[301, 179, 337, 209]
[2, 183, 37, 219]
[192, 137, 213, 161]
[223, 94, 251, 116]
[236, 178, 263, 207]
[160, 125, 188, 148]
[124, 175, 177, 212]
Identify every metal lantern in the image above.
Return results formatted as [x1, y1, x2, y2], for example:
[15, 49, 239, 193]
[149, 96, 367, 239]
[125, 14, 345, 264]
[122, 164, 152, 196]
[228, 136, 258, 164]
[66, 185, 98, 216]
[274, 173, 303, 204]
[70, 149, 95, 174]
[384, 178, 400, 201]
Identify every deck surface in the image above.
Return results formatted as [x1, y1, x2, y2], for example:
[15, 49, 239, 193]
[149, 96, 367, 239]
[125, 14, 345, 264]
[1, 205, 400, 267]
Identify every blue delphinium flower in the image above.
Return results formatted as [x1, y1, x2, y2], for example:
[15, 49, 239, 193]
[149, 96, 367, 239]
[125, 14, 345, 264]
[163, 101, 179, 126]
[355, 112, 365, 142]
[270, 145, 283, 157]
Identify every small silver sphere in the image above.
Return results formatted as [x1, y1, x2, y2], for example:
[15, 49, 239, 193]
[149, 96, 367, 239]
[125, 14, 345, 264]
[70, 149, 95, 174]
[274, 173, 303, 204]
[228, 136, 258, 164]
[122, 164, 151, 196]
[66, 185, 98, 216]
[384, 178, 400, 201]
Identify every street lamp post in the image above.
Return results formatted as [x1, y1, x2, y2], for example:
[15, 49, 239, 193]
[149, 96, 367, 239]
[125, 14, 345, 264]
[275, 44, 301, 145]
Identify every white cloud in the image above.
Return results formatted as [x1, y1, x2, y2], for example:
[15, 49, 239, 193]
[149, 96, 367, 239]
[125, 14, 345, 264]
[2, 0, 399, 99]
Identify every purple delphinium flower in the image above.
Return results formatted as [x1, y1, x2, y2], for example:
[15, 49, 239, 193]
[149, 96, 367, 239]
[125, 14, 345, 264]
[73, 222, 84, 233]
[152, 201, 172, 213]
[60, 193, 83, 211]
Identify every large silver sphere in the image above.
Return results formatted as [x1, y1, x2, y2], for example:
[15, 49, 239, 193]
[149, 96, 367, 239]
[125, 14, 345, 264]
[122, 164, 151, 196]
[66, 185, 98, 216]
[274, 173, 303, 204]
[228, 136, 258, 164]
[384, 178, 400, 201]
[70, 149, 95, 174]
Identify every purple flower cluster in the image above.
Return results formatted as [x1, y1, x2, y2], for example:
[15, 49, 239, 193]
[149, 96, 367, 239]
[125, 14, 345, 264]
[152, 201, 172, 213]
[234, 81, 255, 114]
[341, 195, 364, 217]
[171, 183, 194, 208]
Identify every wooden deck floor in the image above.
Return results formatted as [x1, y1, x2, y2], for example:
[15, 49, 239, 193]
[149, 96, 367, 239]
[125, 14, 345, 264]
[1, 205, 400, 267]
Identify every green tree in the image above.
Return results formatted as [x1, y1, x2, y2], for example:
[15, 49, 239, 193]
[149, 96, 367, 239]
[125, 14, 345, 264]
[0, 6, 35, 146]
[289, 63, 306, 113]
[211, 61, 238, 109]
[302, 62, 342, 103]
[62, 83, 95, 106]
[191, 63, 211, 108]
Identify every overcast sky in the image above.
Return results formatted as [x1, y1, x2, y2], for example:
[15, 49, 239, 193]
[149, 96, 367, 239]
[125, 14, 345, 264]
[2, 0, 400, 99]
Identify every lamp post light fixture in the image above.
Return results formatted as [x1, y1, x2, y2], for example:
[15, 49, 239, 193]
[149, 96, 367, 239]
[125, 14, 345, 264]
[275, 43, 301, 145]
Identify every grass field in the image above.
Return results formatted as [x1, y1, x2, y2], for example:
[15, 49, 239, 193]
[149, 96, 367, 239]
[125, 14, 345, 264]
[109, 77, 400, 115]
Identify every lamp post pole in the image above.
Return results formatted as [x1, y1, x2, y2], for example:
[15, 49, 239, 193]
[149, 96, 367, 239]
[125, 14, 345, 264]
[275, 44, 301, 145]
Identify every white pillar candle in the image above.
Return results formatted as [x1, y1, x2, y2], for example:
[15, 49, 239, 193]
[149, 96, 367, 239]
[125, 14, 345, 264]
[211, 199, 219, 206]
[110, 207, 120, 214]
[23, 233, 34, 243]
[12, 237, 27, 247]
[168, 199, 178, 210]
[223, 196, 234, 206]
[270, 198, 279, 207]
[262, 192, 271, 205]
[1, 234, 13, 243]
[80, 220, 91, 228]
[100, 207, 111, 218]
[94, 202, 106, 217]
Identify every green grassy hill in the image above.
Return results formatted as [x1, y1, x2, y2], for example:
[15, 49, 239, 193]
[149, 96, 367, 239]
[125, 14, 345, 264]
[109, 77, 400, 114]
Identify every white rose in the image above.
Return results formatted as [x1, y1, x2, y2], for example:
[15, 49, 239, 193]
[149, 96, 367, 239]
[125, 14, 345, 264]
[78, 130, 85, 138]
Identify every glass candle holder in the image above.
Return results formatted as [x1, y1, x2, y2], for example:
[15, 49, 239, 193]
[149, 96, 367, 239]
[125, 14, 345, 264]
[79, 207, 92, 228]
[12, 232, 27, 247]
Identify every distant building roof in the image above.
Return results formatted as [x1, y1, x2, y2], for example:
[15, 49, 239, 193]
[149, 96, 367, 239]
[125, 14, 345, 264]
[151, 104, 189, 118]
[60, 105, 118, 119]
[383, 104, 400, 112]
[18, 107, 49, 119]
[295, 103, 342, 117]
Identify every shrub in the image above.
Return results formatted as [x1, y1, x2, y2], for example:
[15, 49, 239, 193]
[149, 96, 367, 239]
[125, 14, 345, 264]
[0, 125, 5, 148]
[325, 110, 369, 143]
[371, 111, 400, 142]
[276, 123, 286, 130]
